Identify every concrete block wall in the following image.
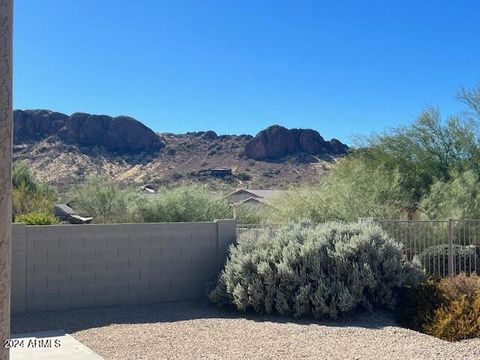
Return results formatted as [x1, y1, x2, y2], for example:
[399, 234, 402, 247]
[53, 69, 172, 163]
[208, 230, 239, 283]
[11, 220, 236, 313]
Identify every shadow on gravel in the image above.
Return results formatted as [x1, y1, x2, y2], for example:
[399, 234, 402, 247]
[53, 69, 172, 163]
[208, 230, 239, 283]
[11, 300, 397, 335]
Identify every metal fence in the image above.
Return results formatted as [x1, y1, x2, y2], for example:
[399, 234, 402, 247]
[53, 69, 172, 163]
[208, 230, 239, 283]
[237, 220, 480, 278]
[377, 219, 480, 277]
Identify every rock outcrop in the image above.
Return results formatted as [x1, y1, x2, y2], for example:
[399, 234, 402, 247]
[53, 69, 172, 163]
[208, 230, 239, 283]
[245, 125, 348, 160]
[14, 110, 68, 142]
[14, 109, 164, 153]
[327, 138, 349, 155]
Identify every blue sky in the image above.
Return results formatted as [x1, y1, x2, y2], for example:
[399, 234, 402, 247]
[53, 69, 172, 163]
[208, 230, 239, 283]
[13, 1, 480, 143]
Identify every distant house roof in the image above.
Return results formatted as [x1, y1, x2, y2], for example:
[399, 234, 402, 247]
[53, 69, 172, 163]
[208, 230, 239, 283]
[54, 204, 76, 219]
[54, 204, 93, 224]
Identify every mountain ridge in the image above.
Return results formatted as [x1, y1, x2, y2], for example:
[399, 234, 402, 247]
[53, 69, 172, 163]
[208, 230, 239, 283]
[13, 109, 348, 191]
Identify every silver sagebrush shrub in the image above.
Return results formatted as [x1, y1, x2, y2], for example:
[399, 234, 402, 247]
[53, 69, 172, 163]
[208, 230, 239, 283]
[210, 221, 422, 319]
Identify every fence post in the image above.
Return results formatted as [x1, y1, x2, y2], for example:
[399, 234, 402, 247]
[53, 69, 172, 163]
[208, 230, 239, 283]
[448, 219, 454, 277]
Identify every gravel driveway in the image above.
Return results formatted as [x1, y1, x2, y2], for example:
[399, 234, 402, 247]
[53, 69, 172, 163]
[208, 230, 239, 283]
[12, 301, 480, 360]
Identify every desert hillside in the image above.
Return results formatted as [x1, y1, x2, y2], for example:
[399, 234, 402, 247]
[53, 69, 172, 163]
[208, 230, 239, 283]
[13, 109, 348, 192]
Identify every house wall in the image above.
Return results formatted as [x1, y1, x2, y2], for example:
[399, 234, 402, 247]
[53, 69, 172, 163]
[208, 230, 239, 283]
[11, 220, 236, 314]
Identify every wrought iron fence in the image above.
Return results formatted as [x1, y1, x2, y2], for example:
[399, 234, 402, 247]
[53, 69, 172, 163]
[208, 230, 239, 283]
[377, 219, 480, 277]
[237, 220, 480, 277]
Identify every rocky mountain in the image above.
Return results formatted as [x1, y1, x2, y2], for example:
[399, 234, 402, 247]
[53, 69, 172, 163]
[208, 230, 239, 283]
[14, 110, 163, 153]
[13, 109, 348, 191]
[245, 125, 348, 160]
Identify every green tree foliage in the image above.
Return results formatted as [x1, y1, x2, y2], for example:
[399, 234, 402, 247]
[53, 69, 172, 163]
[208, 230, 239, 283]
[12, 162, 57, 218]
[357, 107, 480, 206]
[13, 162, 39, 191]
[458, 83, 480, 120]
[210, 221, 422, 319]
[269, 83, 480, 222]
[234, 203, 264, 224]
[69, 175, 141, 224]
[268, 157, 410, 222]
[138, 184, 232, 222]
[349, 83, 480, 215]
[420, 170, 480, 220]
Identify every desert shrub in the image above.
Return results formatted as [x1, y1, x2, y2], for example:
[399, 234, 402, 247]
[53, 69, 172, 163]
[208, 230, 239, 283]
[12, 162, 57, 217]
[268, 84, 480, 222]
[414, 245, 480, 277]
[396, 277, 445, 331]
[69, 175, 141, 224]
[210, 221, 422, 319]
[420, 170, 480, 220]
[16, 212, 60, 225]
[399, 274, 480, 341]
[267, 157, 410, 223]
[139, 184, 231, 222]
[234, 204, 264, 225]
[12, 162, 39, 191]
[425, 274, 480, 341]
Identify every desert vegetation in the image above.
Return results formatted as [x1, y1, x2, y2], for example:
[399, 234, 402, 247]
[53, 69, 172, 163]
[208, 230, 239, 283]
[12, 162, 58, 223]
[210, 221, 422, 319]
[397, 273, 480, 341]
[209, 84, 480, 343]
[11, 85, 480, 345]
[137, 184, 231, 223]
[69, 175, 141, 224]
[268, 84, 480, 222]
[11, 165, 261, 224]
[211, 220, 479, 342]
[68, 178, 259, 224]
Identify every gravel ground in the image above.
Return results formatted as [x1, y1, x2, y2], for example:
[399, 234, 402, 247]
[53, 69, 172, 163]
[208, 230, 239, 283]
[12, 301, 480, 360]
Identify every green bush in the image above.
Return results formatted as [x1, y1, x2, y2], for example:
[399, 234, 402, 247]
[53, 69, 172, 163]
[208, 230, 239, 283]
[16, 212, 60, 225]
[139, 184, 232, 222]
[210, 221, 422, 319]
[414, 245, 480, 277]
[420, 170, 480, 220]
[13, 162, 39, 192]
[12, 162, 57, 217]
[267, 157, 410, 223]
[234, 203, 264, 225]
[398, 273, 480, 341]
[69, 175, 141, 224]
[426, 274, 480, 341]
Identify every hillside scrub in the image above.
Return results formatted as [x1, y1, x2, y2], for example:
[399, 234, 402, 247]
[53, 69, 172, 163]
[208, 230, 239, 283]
[210, 221, 422, 319]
